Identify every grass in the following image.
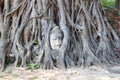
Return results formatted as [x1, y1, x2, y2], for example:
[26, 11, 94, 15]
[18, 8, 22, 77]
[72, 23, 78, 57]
[13, 74, 19, 77]
[0, 75, 3, 78]
[26, 63, 39, 70]
[101, 0, 115, 8]
[29, 76, 38, 80]
[5, 69, 12, 74]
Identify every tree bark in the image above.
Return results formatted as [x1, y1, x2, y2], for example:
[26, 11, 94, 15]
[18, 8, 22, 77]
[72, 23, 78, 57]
[116, 0, 120, 9]
[0, 0, 120, 73]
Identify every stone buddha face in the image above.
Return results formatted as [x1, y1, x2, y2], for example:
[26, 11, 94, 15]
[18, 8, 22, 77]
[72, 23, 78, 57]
[50, 26, 63, 50]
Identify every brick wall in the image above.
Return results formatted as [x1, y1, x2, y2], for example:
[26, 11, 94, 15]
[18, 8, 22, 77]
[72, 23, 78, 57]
[105, 9, 120, 37]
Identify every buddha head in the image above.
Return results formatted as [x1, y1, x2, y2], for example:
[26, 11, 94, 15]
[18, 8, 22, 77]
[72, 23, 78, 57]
[50, 26, 63, 50]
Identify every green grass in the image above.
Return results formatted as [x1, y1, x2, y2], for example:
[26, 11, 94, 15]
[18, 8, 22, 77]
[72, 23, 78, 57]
[5, 69, 12, 74]
[13, 74, 19, 77]
[26, 63, 39, 70]
[0, 75, 3, 78]
[101, 0, 115, 8]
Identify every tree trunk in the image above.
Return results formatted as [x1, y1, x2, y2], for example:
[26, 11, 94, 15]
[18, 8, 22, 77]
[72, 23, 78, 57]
[0, 0, 120, 73]
[116, 0, 120, 9]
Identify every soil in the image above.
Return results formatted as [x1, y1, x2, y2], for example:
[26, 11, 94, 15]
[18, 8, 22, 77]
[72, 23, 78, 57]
[0, 66, 120, 80]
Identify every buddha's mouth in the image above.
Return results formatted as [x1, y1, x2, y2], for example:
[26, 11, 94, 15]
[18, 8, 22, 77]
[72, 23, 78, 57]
[54, 44, 61, 48]
[55, 45, 61, 47]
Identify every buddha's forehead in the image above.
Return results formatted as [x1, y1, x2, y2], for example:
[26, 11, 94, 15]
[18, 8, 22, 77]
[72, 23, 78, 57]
[50, 31, 63, 36]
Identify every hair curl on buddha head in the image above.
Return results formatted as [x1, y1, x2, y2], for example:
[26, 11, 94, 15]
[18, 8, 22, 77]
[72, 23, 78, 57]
[50, 26, 62, 35]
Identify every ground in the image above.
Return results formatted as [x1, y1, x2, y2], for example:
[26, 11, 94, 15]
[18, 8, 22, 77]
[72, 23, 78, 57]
[0, 66, 120, 80]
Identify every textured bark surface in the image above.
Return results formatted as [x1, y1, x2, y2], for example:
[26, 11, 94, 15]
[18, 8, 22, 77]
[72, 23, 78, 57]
[116, 0, 120, 9]
[0, 0, 120, 73]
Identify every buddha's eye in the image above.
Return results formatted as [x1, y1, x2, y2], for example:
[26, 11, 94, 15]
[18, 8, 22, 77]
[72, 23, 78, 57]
[52, 36, 57, 40]
[58, 36, 62, 40]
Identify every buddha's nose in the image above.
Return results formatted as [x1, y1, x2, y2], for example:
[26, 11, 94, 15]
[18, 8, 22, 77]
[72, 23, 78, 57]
[56, 39, 61, 45]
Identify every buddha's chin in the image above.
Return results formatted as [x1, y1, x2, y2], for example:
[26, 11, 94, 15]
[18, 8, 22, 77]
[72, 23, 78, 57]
[52, 45, 61, 50]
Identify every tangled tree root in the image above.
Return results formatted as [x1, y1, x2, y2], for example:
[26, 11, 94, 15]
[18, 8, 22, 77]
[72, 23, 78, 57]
[0, 0, 120, 73]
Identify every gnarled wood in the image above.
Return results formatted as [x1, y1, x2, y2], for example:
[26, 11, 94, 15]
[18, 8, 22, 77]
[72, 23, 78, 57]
[0, 0, 120, 73]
